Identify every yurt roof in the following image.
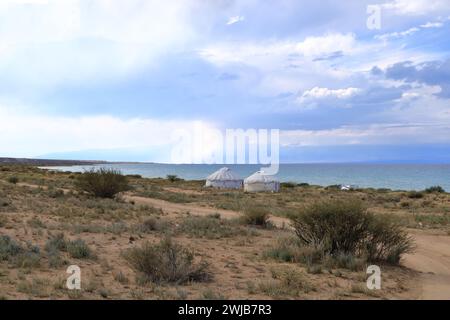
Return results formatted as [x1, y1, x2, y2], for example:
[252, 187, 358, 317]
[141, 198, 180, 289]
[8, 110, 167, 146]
[206, 167, 242, 181]
[244, 171, 279, 184]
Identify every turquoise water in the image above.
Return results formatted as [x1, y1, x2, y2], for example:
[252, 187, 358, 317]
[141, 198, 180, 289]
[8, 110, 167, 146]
[44, 163, 450, 191]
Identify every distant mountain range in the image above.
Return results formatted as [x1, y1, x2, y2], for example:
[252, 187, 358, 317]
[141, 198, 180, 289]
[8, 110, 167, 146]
[0, 157, 107, 166]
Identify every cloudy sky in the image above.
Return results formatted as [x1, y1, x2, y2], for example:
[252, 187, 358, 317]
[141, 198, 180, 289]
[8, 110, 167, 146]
[1, 0, 450, 163]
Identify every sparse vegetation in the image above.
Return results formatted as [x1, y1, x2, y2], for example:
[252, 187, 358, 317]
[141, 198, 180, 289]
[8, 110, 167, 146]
[179, 215, 247, 239]
[123, 238, 210, 284]
[0, 165, 448, 300]
[76, 168, 129, 198]
[0, 236, 41, 268]
[258, 267, 312, 298]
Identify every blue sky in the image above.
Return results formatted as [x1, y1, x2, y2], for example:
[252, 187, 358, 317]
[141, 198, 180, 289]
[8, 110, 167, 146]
[0, 0, 450, 163]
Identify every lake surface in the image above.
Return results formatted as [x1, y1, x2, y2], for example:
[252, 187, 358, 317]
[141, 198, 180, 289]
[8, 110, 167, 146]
[43, 163, 450, 191]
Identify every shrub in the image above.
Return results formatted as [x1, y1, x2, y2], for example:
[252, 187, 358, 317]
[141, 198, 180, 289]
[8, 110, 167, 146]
[425, 186, 445, 193]
[291, 199, 414, 264]
[0, 236, 23, 261]
[281, 182, 296, 189]
[45, 233, 67, 253]
[166, 175, 181, 182]
[0, 236, 41, 268]
[66, 239, 93, 259]
[241, 205, 270, 227]
[76, 168, 129, 198]
[7, 176, 18, 184]
[407, 191, 424, 199]
[135, 217, 169, 233]
[123, 238, 210, 284]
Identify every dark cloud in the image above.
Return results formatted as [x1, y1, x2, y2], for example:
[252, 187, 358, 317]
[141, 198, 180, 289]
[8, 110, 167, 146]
[313, 51, 344, 62]
[350, 86, 405, 104]
[384, 59, 450, 98]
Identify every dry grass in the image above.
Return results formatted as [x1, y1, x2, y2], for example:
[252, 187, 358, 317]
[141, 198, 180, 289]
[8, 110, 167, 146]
[0, 165, 446, 299]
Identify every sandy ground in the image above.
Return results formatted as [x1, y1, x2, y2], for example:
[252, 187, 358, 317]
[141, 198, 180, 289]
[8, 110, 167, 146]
[125, 194, 291, 228]
[403, 229, 450, 300]
[3, 176, 449, 299]
[126, 193, 450, 300]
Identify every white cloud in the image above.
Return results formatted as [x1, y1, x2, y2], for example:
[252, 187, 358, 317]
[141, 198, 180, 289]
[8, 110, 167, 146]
[383, 0, 450, 15]
[300, 87, 361, 100]
[0, 0, 197, 87]
[0, 105, 217, 159]
[226, 15, 245, 25]
[420, 21, 444, 28]
[199, 33, 358, 66]
[280, 123, 450, 147]
[375, 19, 445, 41]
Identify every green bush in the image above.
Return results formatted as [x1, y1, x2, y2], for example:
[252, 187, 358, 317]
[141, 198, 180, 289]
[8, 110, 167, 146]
[0, 236, 41, 268]
[0, 236, 23, 261]
[123, 238, 210, 284]
[291, 199, 414, 264]
[66, 239, 93, 259]
[407, 191, 424, 199]
[241, 205, 270, 227]
[76, 168, 129, 198]
[7, 176, 19, 184]
[45, 233, 67, 253]
[281, 182, 296, 189]
[425, 186, 445, 193]
[166, 175, 181, 182]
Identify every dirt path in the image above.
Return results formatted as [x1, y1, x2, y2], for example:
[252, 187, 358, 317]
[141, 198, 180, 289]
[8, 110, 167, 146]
[402, 229, 450, 300]
[124, 194, 291, 228]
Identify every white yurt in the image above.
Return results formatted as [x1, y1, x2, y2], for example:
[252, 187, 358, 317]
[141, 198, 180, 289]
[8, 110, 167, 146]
[244, 171, 280, 192]
[205, 167, 243, 189]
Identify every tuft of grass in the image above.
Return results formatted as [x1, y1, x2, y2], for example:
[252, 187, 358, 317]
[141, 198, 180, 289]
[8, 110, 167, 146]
[135, 217, 170, 233]
[76, 168, 129, 198]
[113, 271, 129, 285]
[240, 205, 270, 227]
[66, 239, 94, 259]
[45, 233, 67, 253]
[179, 216, 246, 239]
[0, 236, 41, 268]
[258, 267, 312, 299]
[123, 237, 210, 284]
[17, 278, 50, 298]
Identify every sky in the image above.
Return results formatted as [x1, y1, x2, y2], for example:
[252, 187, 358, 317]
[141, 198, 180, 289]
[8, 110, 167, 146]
[0, 0, 450, 163]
